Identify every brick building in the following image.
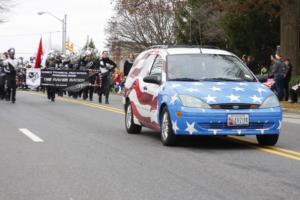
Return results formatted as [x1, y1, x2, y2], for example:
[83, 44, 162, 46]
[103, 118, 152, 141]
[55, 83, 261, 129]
[111, 40, 143, 72]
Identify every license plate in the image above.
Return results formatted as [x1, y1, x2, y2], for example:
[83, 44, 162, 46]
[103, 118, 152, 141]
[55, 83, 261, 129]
[227, 114, 249, 126]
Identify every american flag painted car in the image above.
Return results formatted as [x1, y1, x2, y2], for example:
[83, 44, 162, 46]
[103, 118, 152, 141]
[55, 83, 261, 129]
[123, 46, 282, 146]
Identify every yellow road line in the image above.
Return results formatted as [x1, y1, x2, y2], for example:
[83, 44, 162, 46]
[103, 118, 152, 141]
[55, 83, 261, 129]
[227, 136, 300, 161]
[57, 97, 125, 114]
[23, 91, 125, 114]
[256, 147, 300, 161]
[229, 136, 300, 158]
[23, 91, 300, 161]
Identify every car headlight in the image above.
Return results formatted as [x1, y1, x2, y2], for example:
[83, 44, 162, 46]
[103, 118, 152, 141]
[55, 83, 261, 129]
[260, 94, 280, 108]
[179, 95, 211, 108]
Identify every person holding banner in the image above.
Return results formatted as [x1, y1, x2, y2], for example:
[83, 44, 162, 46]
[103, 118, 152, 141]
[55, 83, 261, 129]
[98, 51, 117, 104]
[4, 48, 20, 103]
[81, 50, 99, 101]
[45, 54, 58, 102]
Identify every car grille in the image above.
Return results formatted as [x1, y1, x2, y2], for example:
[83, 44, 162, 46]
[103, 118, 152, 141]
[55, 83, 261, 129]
[211, 104, 259, 109]
[198, 122, 274, 130]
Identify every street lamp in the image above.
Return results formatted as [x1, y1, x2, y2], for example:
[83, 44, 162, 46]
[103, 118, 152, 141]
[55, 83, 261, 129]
[38, 11, 67, 54]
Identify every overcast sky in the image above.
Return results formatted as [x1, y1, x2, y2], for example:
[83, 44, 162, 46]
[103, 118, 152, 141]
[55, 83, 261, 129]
[0, 0, 114, 58]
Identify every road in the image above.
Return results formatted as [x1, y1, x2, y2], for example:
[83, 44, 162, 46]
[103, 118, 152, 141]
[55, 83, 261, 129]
[1, 91, 300, 200]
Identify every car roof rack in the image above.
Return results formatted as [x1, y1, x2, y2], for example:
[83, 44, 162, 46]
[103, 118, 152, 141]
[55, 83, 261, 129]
[147, 45, 169, 49]
[148, 45, 220, 50]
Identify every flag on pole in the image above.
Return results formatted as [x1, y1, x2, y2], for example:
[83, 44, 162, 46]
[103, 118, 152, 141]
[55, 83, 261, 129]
[34, 37, 43, 68]
[66, 38, 74, 52]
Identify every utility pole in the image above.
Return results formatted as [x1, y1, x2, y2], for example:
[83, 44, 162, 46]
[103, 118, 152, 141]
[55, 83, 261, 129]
[38, 12, 67, 54]
[62, 14, 67, 54]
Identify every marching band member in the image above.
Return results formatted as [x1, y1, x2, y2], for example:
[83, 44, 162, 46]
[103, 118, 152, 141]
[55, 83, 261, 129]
[98, 51, 117, 104]
[4, 48, 20, 103]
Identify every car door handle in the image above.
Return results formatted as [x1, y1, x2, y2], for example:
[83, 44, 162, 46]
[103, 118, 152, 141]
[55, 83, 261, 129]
[143, 86, 148, 91]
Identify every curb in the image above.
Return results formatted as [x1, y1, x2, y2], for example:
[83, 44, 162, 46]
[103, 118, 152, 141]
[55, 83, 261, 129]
[282, 108, 300, 114]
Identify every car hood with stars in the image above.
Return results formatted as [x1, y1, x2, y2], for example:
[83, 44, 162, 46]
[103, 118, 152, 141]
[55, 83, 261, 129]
[167, 81, 274, 105]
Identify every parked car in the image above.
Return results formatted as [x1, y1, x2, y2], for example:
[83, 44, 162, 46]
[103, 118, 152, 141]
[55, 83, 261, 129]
[123, 46, 282, 146]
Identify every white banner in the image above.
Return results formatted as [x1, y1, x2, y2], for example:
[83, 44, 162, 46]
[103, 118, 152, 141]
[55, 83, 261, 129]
[26, 68, 41, 88]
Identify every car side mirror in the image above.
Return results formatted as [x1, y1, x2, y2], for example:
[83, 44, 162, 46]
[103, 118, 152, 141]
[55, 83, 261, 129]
[143, 75, 161, 85]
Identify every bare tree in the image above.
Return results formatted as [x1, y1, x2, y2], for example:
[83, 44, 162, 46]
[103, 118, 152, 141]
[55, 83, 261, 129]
[106, 0, 178, 52]
[0, 0, 12, 23]
[175, 0, 226, 45]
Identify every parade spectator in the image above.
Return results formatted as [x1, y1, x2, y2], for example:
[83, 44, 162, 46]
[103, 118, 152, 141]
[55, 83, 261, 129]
[283, 58, 292, 101]
[123, 53, 135, 77]
[112, 68, 124, 94]
[269, 53, 286, 101]
[241, 54, 248, 64]
[247, 56, 260, 75]
[98, 51, 117, 104]
[290, 82, 300, 103]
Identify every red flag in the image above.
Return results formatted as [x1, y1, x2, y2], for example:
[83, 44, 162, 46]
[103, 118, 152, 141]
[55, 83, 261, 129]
[34, 37, 43, 68]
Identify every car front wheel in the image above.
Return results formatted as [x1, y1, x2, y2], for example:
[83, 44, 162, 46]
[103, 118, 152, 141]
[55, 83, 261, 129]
[125, 102, 142, 134]
[160, 107, 177, 146]
[256, 134, 279, 146]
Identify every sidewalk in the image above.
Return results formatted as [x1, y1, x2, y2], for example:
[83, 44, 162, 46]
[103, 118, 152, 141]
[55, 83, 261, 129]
[281, 102, 300, 114]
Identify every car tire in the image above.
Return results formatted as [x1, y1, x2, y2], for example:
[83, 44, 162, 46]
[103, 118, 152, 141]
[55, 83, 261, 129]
[160, 107, 177, 146]
[256, 134, 279, 146]
[125, 102, 142, 134]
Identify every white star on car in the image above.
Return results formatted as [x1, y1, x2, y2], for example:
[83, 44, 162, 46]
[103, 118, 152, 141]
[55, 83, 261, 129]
[216, 82, 226, 85]
[233, 87, 245, 92]
[226, 94, 240, 102]
[239, 83, 248, 86]
[186, 88, 199, 93]
[250, 95, 262, 103]
[256, 87, 267, 94]
[185, 122, 197, 135]
[172, 120, 179, 133]
[204, 95, 216, 103]
[210, 87, 221, 92]
[194, 82, 203, 86]
[171, 83, 181, 88]
[162, 96, 168, 103]
[170, 94, 178, 105]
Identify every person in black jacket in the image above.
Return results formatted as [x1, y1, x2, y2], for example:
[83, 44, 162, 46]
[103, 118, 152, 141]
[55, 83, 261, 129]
[283, 58, 292, 101]
[45, 54, 58, 102]
[81, 50, 100, 101]
[4, 48, 19, 103]
[247, 56, 260, 75]
[269, 54, 286, 101]
[98, 51, 117, 104]
[123, 53, 135, 77]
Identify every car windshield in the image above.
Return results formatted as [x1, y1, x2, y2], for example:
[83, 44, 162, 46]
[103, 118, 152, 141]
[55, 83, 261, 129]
[167, 54, 256, 82]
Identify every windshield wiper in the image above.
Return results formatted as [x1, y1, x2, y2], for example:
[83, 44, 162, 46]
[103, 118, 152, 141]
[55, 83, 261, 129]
[169, 78, 200, 82]
[200, 77, 243, 82]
